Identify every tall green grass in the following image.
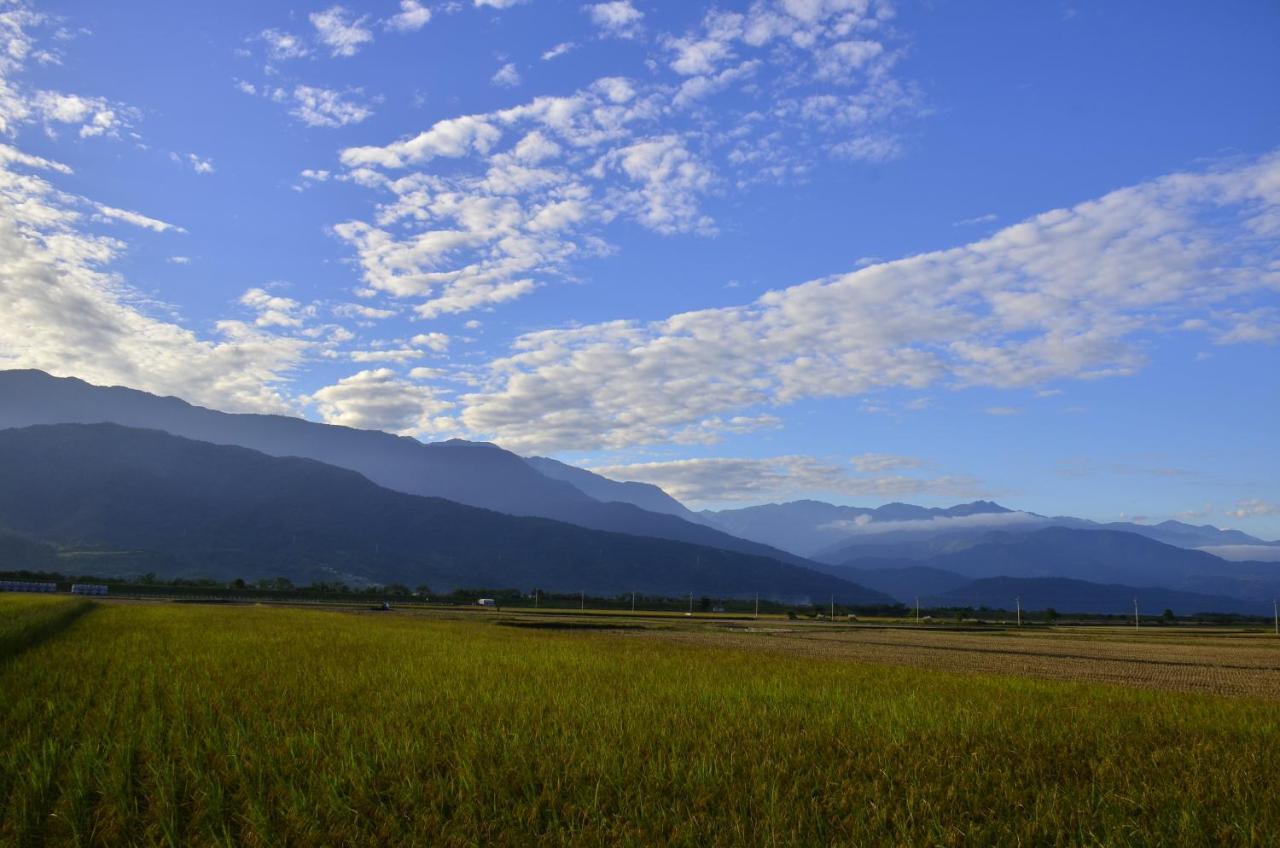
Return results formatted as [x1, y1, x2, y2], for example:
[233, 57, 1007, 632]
[0, 599, 1276, 846]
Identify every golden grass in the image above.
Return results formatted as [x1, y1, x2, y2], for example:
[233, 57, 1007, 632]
[1, 596, 1278, 846]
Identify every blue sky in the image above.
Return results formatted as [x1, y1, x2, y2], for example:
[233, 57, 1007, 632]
[0, 0, 1277, 534]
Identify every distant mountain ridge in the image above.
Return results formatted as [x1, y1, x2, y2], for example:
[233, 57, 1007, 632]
[524, 456, 700, 520]
[0, 370, 807, 568]
[4, 370, 1274, 615]
[820, 527, 1280, 603]
[698, 495, 1275, 562]
[700, 499, 1016, 557]
[0, 423, 892, 604]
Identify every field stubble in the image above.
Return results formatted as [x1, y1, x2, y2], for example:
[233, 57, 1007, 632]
[633, 621, 1280, 700]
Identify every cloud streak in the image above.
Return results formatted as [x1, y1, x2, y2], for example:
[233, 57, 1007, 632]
[587, 455, 983, 505]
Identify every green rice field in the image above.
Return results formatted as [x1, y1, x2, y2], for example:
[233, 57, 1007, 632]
[1, 594, 1278, 846]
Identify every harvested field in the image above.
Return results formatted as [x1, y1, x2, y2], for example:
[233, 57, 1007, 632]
[633, 624, 1280, 699]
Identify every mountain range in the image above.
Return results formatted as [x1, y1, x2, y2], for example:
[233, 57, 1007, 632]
[0, 370, 807, 567]
[698, 499, 1276, 560]
[0, 423, 889, 603]
[0, 368, 1275, 614]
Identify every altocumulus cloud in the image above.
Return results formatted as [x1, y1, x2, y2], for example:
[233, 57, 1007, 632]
[0, 7, 310, 413]
[324, 0, 915, 320]
[453, 152, 1280, 452]
[302, 368, 454, 436]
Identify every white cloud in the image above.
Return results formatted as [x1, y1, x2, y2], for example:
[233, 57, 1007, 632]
[290, 85, 374, 128]
[173, 152, 214, 175]
[240, 287, 307, 328]
[491, 62, 521, 88]
[1212, 307, 1280, 345]
[475, 0, 527, 8]
[94, 203, 184, 233]
[0, 153, 306, 413]
[984, 406, 1022, 416]
[333, 302, 396, 320]
[349, 348, 426, 363]
[832, 134, 902, 163]
[310, 6, 374, 58]
[0, 5, 309, 414]
[341, 114, 502, 168]
[851, 453, 922, 473]
[671, 60, 760, 109]
[31, 91, 133, 138]
[587, 2, 644, 39]
[587, 455, 982, 504]
[259, 28, 309, 61]
[664, 35, 733, 76]
[541, 41, 576, 61]
[0, 143, 71, 174]
[410, 331, 450, 352]
[600, 134, 716, 234]
[821, 511, 1043, 537]
[304, 368, 454, 436]
[330, 78, 718, 318]
[1226, 499, 1280, 519]
[321, 0, 918, 323]
[386, 0, 432, 33]
[456, 152, 1280, 451]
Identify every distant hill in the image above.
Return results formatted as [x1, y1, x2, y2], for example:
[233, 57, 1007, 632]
[830, 527, 1280, 602]
[0, 423, 891, 604]
[929, 576, 1269, 617]
[524, 456, 699, 520]
[1075, 518, 1273, 549]
[701, 499, 1014, 557]
[0, 370, 807, 568]
[814, 514, 1277, 566]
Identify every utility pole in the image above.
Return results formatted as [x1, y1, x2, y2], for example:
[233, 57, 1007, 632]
[915, 597, 920, 624]
[830, 594, 834, 621]
[534, 589, 539, 609]
[1273, 598, 1278, 637]
[688, 592, 693, 615]
[1016, 596, 1022, 627]
[1133, 597, 1139, 629]
[631, 591, 636, 613]
[754, 593, 759, 620]
[580, 590, 584, 611]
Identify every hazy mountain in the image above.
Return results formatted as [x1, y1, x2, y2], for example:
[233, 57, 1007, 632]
[929, 576, 1269, 617]
[0, 370, 807, 567]
[702, 499, 1016, 557]
[810, 511, 1276, 566]
[524, 456, 699, 520]
[831, 528, 1280, 602]
[1196, 545, 1280, 563]
[0, 424, 892, 604]
[1097, 519, 1274, 549]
